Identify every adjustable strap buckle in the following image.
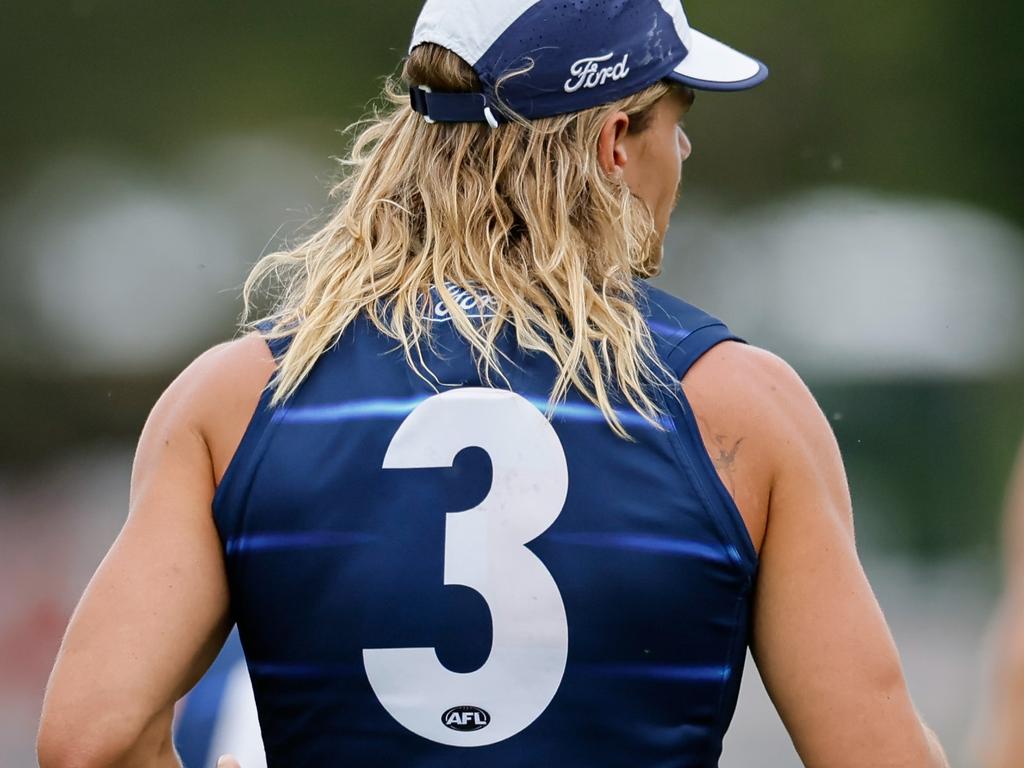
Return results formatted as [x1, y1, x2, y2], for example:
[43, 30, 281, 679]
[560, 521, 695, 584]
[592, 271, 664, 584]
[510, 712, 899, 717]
[408, 86, 502, 128]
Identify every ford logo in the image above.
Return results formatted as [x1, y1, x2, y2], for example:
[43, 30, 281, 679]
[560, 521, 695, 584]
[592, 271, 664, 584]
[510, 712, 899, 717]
[441, 705, 491, 732]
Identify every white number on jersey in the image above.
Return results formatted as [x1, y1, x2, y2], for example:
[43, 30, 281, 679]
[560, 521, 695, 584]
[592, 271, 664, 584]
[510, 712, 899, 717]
[363, 388, 570, 747]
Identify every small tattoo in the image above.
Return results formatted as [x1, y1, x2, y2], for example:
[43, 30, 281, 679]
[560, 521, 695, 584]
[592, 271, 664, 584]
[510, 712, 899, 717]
[714, 435, 743, 468]
[712, 435, 744, 493]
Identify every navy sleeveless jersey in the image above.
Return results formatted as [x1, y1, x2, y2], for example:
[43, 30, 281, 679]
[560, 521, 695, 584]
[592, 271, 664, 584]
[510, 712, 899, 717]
[214, 282, 759, 767]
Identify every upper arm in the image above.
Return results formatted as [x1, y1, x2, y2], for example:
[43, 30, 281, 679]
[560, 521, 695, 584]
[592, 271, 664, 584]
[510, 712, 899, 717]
[39, 335, 274, 767]
[686, 343, 942, 767]
[982, 439, 1024, 768]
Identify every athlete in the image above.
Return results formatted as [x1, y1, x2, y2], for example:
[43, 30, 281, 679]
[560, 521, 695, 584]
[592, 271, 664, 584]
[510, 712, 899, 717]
[981, 439, 1024, 768]
[38, 1, 948, 766]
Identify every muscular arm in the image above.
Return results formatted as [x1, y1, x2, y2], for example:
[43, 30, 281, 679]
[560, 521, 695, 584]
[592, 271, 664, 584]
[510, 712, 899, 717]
[685, 343, 947, 768]
[37, 336, 274, 768]
[982, 441, 1024, 768]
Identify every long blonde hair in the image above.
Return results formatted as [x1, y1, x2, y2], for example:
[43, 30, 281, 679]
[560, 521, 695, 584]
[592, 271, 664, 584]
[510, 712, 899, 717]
[243, 44, 677, 436]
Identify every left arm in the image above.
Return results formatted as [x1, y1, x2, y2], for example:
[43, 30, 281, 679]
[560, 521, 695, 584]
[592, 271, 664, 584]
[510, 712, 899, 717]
[37, 345, 241, 768]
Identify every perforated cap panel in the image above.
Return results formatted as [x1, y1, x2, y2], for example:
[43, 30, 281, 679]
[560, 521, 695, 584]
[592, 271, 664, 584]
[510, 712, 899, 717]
[411, 0, 543, 65]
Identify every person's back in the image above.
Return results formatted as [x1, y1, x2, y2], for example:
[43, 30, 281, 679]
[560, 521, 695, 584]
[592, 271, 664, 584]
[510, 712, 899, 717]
[39, 2, 949, 767]
[216, 285, 754, 765]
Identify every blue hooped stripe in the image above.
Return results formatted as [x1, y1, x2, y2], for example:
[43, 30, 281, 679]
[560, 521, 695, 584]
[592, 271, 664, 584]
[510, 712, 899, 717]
[278, 395, 671, 432]
[279, 397, 429, 425]
[546, 532, 732, 564]
[249, 660, 730, 683]
[250, 661, 367, 680]
[226, 531, 732, 563]
[579, 663, 732, 683]
[225, 531, 377, 556]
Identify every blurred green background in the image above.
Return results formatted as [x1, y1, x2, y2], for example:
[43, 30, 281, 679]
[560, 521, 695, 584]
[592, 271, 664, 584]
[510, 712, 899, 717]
[0, 1, 1021, 765]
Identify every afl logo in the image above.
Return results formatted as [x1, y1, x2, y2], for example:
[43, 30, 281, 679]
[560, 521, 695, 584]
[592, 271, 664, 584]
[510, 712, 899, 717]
[442, 705, 491, 732]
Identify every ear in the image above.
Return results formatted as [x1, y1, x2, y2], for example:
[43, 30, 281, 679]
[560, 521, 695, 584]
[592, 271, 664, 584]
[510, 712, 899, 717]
[597, 111, 631, 177]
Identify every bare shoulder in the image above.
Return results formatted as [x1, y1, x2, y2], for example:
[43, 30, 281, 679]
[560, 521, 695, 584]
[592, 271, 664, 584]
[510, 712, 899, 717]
[685, 340, 837, 463]
[150, 334, 277, 486]
[187, 333, 277, 400]
[681, 341, 840, 554]
[684, 340, 817, 418]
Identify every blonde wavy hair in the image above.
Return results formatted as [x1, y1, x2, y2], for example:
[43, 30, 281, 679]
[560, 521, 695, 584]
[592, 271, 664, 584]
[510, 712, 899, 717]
[243, 44, 682, 436]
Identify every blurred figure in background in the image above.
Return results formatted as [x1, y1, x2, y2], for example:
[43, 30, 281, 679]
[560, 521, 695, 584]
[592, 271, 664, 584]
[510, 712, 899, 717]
[981, 438, 1024, 768]
[173, 630, 266, 768]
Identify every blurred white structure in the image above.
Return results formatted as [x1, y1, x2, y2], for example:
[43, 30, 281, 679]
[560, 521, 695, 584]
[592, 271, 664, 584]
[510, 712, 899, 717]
[3, 141, 1022, 379]
[1, 139, 326, 374]
[662, 189, 1024, 379]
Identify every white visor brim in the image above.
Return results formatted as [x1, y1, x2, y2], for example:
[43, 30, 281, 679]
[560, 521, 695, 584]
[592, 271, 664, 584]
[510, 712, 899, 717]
[669, 29, 768, 91]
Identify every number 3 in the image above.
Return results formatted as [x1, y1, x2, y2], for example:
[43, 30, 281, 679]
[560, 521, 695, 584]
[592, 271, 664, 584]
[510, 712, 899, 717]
[363, 389, 570, 747]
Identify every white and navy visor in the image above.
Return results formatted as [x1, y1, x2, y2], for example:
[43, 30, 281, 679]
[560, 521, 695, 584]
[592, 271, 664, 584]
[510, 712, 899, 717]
[409, 0, 768, 126]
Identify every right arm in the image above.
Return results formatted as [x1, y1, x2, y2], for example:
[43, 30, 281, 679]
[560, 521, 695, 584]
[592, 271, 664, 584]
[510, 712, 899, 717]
[981, 440, 1024, 768]
[685, 343, 947, 767]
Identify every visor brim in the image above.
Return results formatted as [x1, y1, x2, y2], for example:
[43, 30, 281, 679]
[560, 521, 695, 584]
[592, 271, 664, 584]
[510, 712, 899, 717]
[667, 29, 769, 92]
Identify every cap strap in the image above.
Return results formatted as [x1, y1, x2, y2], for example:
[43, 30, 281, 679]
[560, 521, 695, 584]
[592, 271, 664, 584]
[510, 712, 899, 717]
[409, 86, 503, 127]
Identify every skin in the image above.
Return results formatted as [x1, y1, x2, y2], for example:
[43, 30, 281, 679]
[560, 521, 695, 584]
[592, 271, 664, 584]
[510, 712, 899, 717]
[599, 86, 693, 241]
[38, 90, 949, 768]
[981, 441, 1024, 768]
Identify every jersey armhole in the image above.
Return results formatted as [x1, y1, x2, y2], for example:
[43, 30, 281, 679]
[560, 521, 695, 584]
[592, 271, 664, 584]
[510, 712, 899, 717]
[658, 325, 760, 579]
[211, 331, 289, 531]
